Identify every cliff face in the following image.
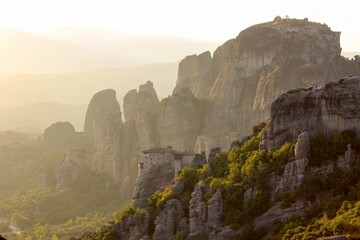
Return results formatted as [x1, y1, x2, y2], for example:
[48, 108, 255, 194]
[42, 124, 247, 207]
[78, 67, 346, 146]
[264, 76, 360, 149]
[154, 88, 208, 151]
[173, 51, 214, 98]
[174, 18, 360, 150]
[110, 76, 360, 240]
[123, 81, 160, 151]
[84, 90, 139, 201]
[80, 19, 360, 233]
[84, 89, 122, 147]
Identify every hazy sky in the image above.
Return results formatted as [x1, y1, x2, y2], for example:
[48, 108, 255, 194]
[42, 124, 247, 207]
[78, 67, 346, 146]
[0, 0, 359, 51]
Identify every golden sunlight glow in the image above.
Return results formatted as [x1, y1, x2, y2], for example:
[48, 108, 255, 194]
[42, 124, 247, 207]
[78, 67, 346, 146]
[0, 0, 359, 51]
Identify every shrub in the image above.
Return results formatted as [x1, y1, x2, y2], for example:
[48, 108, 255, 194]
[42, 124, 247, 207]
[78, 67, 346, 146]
[113, 204, 136, 222]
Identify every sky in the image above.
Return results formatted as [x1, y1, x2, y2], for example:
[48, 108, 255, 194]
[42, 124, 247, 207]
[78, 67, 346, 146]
[0, 0, 359, 51]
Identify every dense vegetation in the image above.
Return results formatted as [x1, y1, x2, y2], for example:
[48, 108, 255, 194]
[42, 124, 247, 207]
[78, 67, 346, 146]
[110, 126, 360, 240]
[0, 131, 123, 239]
[4, 126, 360, 240]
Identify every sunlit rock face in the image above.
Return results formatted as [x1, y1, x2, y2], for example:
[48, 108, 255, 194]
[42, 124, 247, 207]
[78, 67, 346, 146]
[204, 19, 344, 148]
[174, 18, 360, 150]
[84, 89, 139, 202]
[173, 51, 214, 98]
[265, 77, 360, 149]
[123, 81, 160, 151]
[83, 89, 122, 147]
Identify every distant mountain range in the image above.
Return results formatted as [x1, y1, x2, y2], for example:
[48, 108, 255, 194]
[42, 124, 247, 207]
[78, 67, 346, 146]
[0, 27, 220, 74]
[0, 102, 87, 133]
[0, 62, 181, 132]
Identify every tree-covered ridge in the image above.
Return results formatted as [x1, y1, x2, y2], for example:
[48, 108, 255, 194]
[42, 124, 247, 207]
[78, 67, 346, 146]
[107, 123, 297, 239]
[107, 125, 360, 240]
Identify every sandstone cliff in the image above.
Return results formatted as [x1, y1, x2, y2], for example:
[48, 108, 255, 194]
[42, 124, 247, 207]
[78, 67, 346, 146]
[173, 51, 214, 98]
[109, 76, 360, 240]
[85, 89, 139, 201]
[123, 81, 160, 151]
[264, 76, 360, 149]
[84, 89, 122, 147]
[174, 18, 360, 151]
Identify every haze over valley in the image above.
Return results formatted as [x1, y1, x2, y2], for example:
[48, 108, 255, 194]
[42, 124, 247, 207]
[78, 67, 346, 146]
[2, 1, 360, 240]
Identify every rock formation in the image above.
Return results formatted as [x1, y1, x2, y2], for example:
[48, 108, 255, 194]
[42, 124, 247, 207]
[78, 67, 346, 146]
[187, 185, 207, 240]
[84, 89, 122, 147]
[111, 214, 150, 240]
[123, 80, 159, 122]
[154, 88, 208, 151]
[39, 164, 56, 188]
[208, 227, 235, 240]
[132, 162, 174, 208]
[43, 121, 76, 143]
[268, 131, 309, 199]
[84, 89, 139, 201]
[153, 199, 189, 240]
[173, 18, 360, 150]
[123, 81, 160, 151]
[56, 148, 86, 191]
[207, 147, 221, 164]
[265, 77, 360, 148]
[207, 189, 223, 230]
[173, 51, 214, 98]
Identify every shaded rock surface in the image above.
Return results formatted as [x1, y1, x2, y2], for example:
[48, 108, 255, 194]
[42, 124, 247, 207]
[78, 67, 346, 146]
[186, 185, 207, 240]
[254, 200, 310, 231]
[43, 121, 94, 154]
[123, 81, 160, 151]
[173, 51, 214, 98]
[154, 88, 208, 151]
[265, 77, 360, 148]
[84, 89, 122, 147]
[43, 121, 75, 143]
[132, 163, 174, 208]
[207, 189, 223, 230]
[173, 19, 360, 150]
[209, 226, 235, 240]
[39, 164, 56, 188]
[153, 199, 189, 240]
[112, 214, 150, 240]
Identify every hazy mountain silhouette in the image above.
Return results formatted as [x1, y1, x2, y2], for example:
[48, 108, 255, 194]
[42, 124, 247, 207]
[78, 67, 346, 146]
[0, 27, 220, 74]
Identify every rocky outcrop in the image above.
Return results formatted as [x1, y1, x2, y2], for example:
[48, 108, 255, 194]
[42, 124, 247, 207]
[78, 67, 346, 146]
[112, 214, 150, 240]
[153, 199, 189, 240]
[84, 89, 139, 202]
[187, 185, 207, 240]
[207, 147, 221, 164]
[201, 19, 344, 148]
[84, 89, 122, 147]
[173, 51, 214, 98]
[254, 200, 310, 231]
[123, 81, 160, 151]
[43, 121, 76, 143]
[132, 163, 174, 208]
[207, 189, 223, 230]
[208, 227, 235, 240]
[154, 88, 208, 151]
[171, 18, 360, 150]
[185, 187, 223, 239]
[56, 149, 86, 191]
[123, 81, 159, 121]
[43, 121, 93, 152]
[39, 165, 56, 188]
[265, 77, 360, 148]
[268, 132, 309, 199]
